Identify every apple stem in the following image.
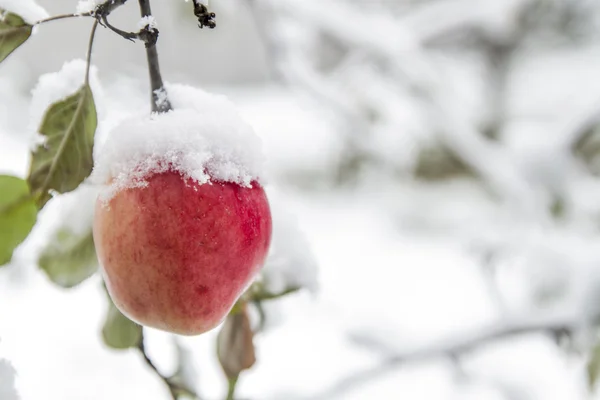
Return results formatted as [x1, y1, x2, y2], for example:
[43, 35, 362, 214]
[138, 0, 173, 113]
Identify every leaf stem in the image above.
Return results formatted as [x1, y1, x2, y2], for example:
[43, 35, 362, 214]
[137, 0, 172, 113]
[85, 20, 99, 85]
[226, 376, 238, 400]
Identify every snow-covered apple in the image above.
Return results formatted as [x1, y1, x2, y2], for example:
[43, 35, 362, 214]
[92, 84, 271, 335]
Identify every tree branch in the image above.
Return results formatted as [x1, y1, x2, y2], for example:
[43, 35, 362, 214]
[138, 0, 172, 113]
[306, 309, 588, 400]
[95, 0, 130, 16]
[137, 331, 200, 400]
[34, 0, 128, 26]
[98, 15, 138, 42]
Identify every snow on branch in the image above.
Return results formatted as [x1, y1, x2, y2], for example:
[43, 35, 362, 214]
[400, 0, 533, 44]
[266, 0, 418, 59]
[351, 310, 583, 362]
[308, 308, 590, 400]
[261, 0, 546, 208]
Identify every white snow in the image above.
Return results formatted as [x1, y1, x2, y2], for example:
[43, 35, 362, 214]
[137, 15, 157, 30]
[0, 358, 18, 400]
[3, 1, 600, 399]
[260, 199, 318, 294]
[92, 84, 265, 201]
[29, 59, 104, 149]
[0, 0, 48, 24]
[75, 0, 98, 15]
[153, 87, 168, 109]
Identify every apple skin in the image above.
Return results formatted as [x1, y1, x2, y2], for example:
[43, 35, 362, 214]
[93, 171, 272, 335]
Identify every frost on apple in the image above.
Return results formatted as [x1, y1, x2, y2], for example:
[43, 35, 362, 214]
[92, 84, 271, 335]
[0, 358, 18, 400]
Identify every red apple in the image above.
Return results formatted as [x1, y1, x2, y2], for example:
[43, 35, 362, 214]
[93, 170, 272, 335]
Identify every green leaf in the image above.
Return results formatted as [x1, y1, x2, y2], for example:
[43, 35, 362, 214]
[0, 9, 33, 64]
[0, 175, 37, 266]
[588, 340, 600, 390]
[39, 228, 98, 288]
[102, 292, 142, 350]
[28, 84, 97, 207]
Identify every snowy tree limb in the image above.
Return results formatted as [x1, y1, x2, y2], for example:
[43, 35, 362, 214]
[257, 0, 547, 208]
[137, 0, 172, 113]
[137, 331, 201, 400]
[92, 0, 129, 18]
[307, 309, 588, 400]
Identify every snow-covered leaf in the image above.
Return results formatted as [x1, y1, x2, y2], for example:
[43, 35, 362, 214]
[38, 228, 97, 288]
[28, 84, 97, 207]
[0, 9, 32, 64]
[0, 175, 37, 266]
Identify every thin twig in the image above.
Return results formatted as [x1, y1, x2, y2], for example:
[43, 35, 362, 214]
[35, 13, 92, 25]
[138, 337, 178, 400]
[99, 15, 138, 42]
[85, 20, 99, 85]
[137, 332, 200, 400]
[34, 0, 129, 25]
[305, 310, 586, 400]
[138, 0, 172, 113]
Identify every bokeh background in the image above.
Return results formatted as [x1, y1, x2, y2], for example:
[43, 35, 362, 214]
[3, 0, 600, 399]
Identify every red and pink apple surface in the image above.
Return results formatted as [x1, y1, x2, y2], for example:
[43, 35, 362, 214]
[93, 170, 272, 335]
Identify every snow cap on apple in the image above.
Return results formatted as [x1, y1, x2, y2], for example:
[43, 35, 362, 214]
[92, 84, 272, 336]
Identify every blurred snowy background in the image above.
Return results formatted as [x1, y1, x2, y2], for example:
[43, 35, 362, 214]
[3, 0, 600, 399]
